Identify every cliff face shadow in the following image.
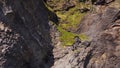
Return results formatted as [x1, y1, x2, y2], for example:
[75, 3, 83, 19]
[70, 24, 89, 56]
[0, 0, 55, 68]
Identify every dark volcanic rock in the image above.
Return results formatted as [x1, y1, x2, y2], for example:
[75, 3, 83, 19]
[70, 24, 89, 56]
[0, 0, 54, 68]
[95, 0, 115, 5]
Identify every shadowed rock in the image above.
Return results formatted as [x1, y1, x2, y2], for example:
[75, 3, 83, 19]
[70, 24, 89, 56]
[0, 0, 54, 68]
[94, 0, 115, 5]
[72, 36, 81, 51]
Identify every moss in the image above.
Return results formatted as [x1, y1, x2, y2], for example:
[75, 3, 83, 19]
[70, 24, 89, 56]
[57, 27, 89, 46]
[57, 26, 76, 46]
[57, 13, 83, 30]
[56, 3, 90, 30]
[45, 0, 91, 46]
[79, 33, 89, 41]
[46, 1, 92, 30]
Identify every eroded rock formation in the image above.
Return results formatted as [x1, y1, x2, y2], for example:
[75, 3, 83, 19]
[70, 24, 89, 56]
[0, 0, 54, 68]
[0, 0, 120, 68]
[52, 7, 120, 68]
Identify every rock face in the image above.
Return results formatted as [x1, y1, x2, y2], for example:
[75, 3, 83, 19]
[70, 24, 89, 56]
[0, 0, 54, 68]
[95, 0, 115, 5]
[0, 0, 120, 68]
[46, 0, 76, 11]
[52, 7, 120, 68]
[76, 7, 120, 39]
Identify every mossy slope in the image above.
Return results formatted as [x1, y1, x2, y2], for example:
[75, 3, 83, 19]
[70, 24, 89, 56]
[46, 0, 91, 46]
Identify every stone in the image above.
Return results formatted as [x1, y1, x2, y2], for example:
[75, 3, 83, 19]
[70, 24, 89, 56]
[94, 0, 115, 5]
[52, 7, 120, 68]
[72, 36, 81, 51]
[0, 0, 54, 68]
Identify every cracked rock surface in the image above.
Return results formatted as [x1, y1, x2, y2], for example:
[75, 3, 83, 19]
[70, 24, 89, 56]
[52, 7, 120, 68]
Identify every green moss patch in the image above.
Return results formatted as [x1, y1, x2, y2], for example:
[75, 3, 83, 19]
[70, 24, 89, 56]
[57, 27, 89, 46]
[58, 14, 85, 30]
[45, 1, 91, 46]
[56, 2, 91, 31]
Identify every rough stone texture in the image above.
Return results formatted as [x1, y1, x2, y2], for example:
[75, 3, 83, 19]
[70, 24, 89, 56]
[0, 0, 54, 68]
[52, 7, 120, 68]
[76, 7, 119, 39]
[0, 0, 120, 68]
[95, 0, 115, 5]
[46, 0, 76, 11]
